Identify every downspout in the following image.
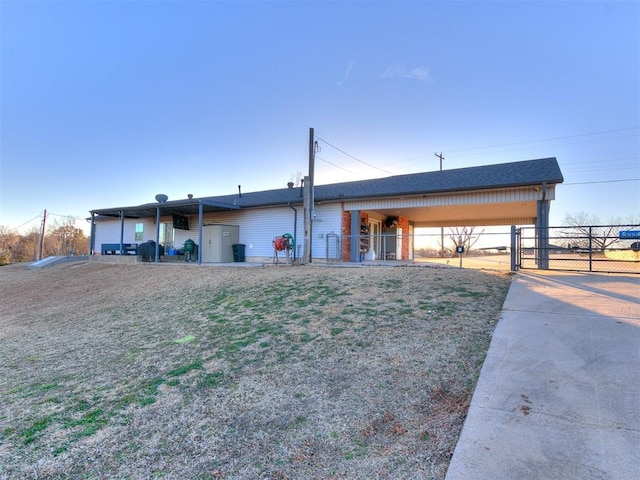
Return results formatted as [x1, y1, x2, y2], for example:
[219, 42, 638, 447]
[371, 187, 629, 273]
[289, 203, 297, 262]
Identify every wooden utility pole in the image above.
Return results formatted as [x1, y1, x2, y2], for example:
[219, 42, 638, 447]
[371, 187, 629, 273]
[37, 209, 47, 260]
[435, 153, 445, 256]
[303, 128, 315, 263]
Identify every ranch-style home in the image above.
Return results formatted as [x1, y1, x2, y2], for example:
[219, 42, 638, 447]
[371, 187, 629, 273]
[88, 157, 564, 265]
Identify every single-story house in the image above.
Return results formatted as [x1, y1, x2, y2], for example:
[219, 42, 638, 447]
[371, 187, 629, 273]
[88, 157, 564, 264]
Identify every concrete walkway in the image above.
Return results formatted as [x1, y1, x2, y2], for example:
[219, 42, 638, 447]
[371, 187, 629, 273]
[446, 271, 640, 480]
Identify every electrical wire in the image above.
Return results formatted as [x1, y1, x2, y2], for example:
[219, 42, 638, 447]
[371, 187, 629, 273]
[561, 178, 640, 186]
[317, 137, 395, 175]
[48, 212, 82, 221]
[13, 214, 43, 230]
[315, 155, 355, 174]
[432, 127, 639, 156]
[319, 127, 639, 179]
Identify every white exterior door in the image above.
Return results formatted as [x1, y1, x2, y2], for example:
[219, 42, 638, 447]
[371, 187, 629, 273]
[368, 219, 382, 260]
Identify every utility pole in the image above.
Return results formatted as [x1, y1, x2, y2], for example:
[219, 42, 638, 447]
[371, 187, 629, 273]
[303, 128, 315, 264]
[37, 209, 47, 260]
[435, 153, 445, 256]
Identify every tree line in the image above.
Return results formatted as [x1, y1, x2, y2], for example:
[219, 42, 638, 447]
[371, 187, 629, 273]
[0, 220, 89, 266]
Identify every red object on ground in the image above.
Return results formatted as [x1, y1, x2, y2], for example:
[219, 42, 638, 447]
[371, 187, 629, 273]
[273, 236, 288, 251]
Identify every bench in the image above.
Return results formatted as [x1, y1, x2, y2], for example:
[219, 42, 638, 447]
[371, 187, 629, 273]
[101, 243, 138, 255]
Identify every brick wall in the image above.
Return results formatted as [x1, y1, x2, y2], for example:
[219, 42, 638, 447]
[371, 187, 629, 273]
[341, 211, 351, 261]
[341, 210, 369, 261]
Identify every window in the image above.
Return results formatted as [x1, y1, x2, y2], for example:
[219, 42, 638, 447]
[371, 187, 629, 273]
[135, 223, 144, 241]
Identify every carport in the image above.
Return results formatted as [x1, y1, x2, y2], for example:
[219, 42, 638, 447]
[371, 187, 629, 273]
[338, 158, 563, 267]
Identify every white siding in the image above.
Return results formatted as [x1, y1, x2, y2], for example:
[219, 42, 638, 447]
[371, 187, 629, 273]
[94, 218, 155, 250]
[154, 208, 302, 259]
[93, 202, 346, 261]
[310, 203, 343, 260]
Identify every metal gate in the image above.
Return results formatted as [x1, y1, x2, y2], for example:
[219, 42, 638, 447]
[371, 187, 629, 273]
[514, 225, 640, 274]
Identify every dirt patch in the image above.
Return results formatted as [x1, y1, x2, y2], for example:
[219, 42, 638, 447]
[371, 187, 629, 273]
[0, 261, 511, 479]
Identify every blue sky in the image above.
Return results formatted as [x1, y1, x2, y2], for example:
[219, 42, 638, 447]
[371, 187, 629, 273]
[1, 0, 638, 235]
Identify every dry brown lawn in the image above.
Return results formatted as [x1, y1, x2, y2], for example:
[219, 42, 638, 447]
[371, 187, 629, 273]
[0, 261, 511, 479]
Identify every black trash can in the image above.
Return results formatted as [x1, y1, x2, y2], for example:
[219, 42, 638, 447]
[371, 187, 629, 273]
[232, 244, 246, 262]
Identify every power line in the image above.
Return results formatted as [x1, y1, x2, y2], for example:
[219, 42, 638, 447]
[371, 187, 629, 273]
[315, 129, 638, 184]
[14, 214, 43, 230]
[317, 137, 395, 175]
[396, 127, 639, 165]
[48, 212, 82, 221]
[562, 178, 640, 186]
[315, 155, 355, 174]
[439, 127, 639, 155]
[562, 155, 639, 166]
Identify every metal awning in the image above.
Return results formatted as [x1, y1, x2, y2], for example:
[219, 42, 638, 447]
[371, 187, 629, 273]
[91, 199, 240, 219]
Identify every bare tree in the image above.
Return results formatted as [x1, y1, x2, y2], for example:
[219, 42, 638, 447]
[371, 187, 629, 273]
[562, 212, 639, 252]
[0, 226, 17, 265]
[3, 227, 40, 263]
[0, 219, 89, 265]
[47, 217, 88, 256]
[447, 226, 485, 254]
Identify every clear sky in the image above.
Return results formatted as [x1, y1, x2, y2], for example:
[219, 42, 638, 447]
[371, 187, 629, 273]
[1, 0, 638, 235]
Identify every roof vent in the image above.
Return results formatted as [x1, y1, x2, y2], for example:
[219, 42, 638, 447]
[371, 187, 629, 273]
[187, 194, 193, 199]
[287, 182, 294, 189]
[155, 194, 168, 203]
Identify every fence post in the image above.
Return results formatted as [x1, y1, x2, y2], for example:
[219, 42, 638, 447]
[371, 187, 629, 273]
[510, 225, 518, 271]
[588, 226, 593, 272]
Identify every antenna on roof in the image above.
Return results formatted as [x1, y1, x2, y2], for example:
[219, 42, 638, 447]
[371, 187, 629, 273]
[238, 185, 242, 197]
[155, 194, 168, 203]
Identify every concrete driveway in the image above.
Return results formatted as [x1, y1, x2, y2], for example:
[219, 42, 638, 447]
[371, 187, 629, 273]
[446, 271, 640, 480]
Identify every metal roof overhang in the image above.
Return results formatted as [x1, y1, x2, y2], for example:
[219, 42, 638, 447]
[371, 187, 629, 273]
[91, 199, 240, 219]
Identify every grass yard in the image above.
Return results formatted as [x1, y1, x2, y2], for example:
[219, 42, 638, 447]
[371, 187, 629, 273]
[0, 261, 511, 479]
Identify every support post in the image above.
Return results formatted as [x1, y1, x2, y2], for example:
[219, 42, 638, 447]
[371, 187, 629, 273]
[155, 207, 161, 263]
[536, 184, 549, 269]
[90, 212, 96, 255]
[198, 202, 204, 264]
[510, 225, 518, 271]
[350, 210, 361, 262]
[119, 210, 125, 256]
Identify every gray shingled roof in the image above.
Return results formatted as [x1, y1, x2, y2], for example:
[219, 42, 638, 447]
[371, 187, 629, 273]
[315, 157, 563, 201]
[91, 157, 563, 218]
